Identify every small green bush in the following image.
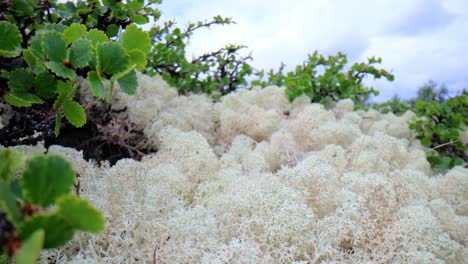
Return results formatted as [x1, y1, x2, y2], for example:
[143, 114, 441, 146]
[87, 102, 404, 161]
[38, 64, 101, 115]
[252, 51, 394, 106]
[409, 93, 467, 170]
[145, 17, 253, 98]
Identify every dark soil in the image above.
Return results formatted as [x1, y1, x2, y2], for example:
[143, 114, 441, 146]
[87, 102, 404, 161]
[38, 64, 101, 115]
[0, 103, 152, 165]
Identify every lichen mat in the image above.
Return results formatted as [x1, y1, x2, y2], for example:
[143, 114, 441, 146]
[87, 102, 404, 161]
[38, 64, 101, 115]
[2, 73, 466, 263]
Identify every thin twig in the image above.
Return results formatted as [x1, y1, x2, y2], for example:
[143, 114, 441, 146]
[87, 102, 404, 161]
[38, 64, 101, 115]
[426, 139, 459, 153]
[153, 243, 157, 264]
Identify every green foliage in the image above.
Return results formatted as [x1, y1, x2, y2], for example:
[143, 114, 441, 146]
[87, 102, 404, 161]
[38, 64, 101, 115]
[252, 51, 394, 106]
[146, 19, 253, 97]
[0, 149, 105, 263]
[15, 229, 44, 264]
[372, 95, 411, 115]
[21, 155, 75, 207]
[414, 80, 449, 103]
[0, 0, 155, 135]
[0, 21, 22, 58]
[372, 81, 467, 170]
[408, 93, 467, 170]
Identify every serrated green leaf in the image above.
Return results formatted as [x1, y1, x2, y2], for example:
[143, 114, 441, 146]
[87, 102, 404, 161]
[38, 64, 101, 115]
[131, 14, 148, 24]
[110, 63, 136, 82]
[69, 39, 92, 68]
[15, 229, 44, 264]
[85, 29, 108, 47]
[122, 24, 151, 54]
[87, 71, 105, 98]
[21, 155, 75, 207]
[23, 49, 45, 73]
[29, 33, 45, 61]
[0, 21, 22, 58]
[18, 212, 74, 248]
[5, 67, 43, 104]
[117, 70, 138, 95]
[45, 61, 76, 78]
[8, 68, 33, 92]
[0, 149, 24, 182]
[4, 93, 33, 107]
[97, 42, 129, 76]
[53, 81, 76, 110]
[62, 101, 86, 127]
[44, 23, 67, 33]
[43, 31, 67, 62]
[127, 49, 147, 71]
[54, 112, 61, 137]
[57, 194, 105, 233]
[0, 179, 22, 224]
[13, 0, 35, 16]
[57, 2, 77, 18]
[106, 24, 119, 37]
[63, 24, 87, 44]
[130, 0, 144, 11]
[34, 72, 57, 99]
[85, 14, 98, 28]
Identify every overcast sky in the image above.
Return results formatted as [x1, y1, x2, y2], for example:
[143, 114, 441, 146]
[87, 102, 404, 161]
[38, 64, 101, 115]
[156, 0, 467, 101]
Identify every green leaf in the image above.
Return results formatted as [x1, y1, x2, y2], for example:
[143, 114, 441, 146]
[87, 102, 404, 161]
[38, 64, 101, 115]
[63, 24, 87, 44]
[34, 72, 57, 99]
[127, 49, 147, 71]
[57, 194, 105, 233]
[117, 70, 138, 95]
[45, 61, 76, 78]
[0, 149, 24, 182]
[13, 0, 35, 16]
[131, 14, 148, 24]
[23, 49, 45, 73]
[4, 93, 34, 107]
[0, 179, 22, 224]
[433, 157, 452, 170]
[69, 39, 92, 68]
[44, 23, 67, 33]
[43, 31, 67, 62]
[8, 68, 33, 92]
[0, 21, 22, 58]
[15, 229, 44, 264]
[97, 42, 129, 76]
[21, 155, 75, 207]
[56, 2, 77, 18]
[53, 81, 76, 109]
[87, 71, 105, 98]
[85, 29, 108, 47]
[452, 157, 463, 166]
[110, 62, 136, 82]
[122, 24, 151, 54]
[130, 0, 144, 11]
[106, 24, 119, 37]
[8, 89, 43, 105]
[29, 33, 46, 61]
[18, 212, 74, 249]
[7, 69, 43, 105]
[62, 101, 86, 128]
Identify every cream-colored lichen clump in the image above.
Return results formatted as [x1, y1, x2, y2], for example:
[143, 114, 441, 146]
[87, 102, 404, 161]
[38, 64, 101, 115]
[3, 73, 466, 263]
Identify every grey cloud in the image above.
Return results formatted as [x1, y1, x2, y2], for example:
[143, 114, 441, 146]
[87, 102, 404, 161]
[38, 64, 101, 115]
[388, 0, 454, 35]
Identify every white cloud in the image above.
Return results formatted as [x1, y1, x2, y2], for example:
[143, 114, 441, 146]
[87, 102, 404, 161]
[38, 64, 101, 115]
[157, 0, 468, 101]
